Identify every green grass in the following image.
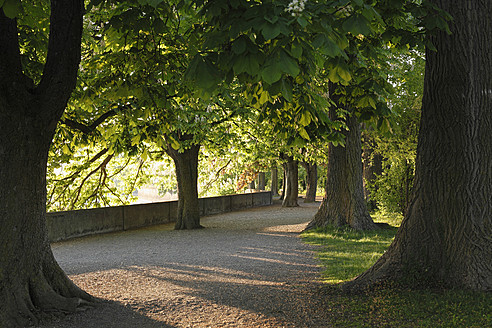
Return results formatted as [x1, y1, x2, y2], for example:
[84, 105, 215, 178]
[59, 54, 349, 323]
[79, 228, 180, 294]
[301, 211, 492, 327]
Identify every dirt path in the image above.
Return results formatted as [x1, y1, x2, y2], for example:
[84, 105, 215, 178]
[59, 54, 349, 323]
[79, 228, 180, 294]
[38, 202, 333, 327]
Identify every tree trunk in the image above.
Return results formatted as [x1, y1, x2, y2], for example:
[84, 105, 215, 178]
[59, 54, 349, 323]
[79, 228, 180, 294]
[281, 155, 299, 207]
[0, 3, 95, 326]
[279, 166, 286, 200]
[248, 179, 256, 191]
[362, 130, 383, 210]
[271, 166, 279, 196]
[301, 161, 317, 203]
[344, 0, 492, 291]
[307, 114, 375, 230]
[258, 172, 266, 190]
[166, 142, 202, 230]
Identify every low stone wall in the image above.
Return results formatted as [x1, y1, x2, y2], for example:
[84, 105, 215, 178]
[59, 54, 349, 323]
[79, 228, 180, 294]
[46, 191, 272, 242]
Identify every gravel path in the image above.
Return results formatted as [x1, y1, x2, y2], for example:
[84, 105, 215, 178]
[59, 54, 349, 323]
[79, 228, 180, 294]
[39, 202, 333, 327]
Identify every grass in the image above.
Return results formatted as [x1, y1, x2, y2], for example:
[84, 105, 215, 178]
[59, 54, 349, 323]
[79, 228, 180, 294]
[301, 211, 492, 327]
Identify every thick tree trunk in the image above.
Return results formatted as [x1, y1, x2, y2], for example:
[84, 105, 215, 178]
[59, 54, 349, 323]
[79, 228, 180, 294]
[270, 166, 279, 196]
[281, 155, 299, 207]
[0, 2, 95, 326]
[301, 161, 317, 203]
[166, 142, 202, 230]
[0, 117, 95, 326]
[258, 172, 266, 190]
[345, 0, 492, 291]
[307, 114, 375, 230]
[362, 131, 382, 210]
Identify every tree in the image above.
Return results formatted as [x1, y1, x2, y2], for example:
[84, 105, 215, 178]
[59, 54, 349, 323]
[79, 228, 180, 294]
[300, 161, 317, 203]
[281, 153, 299, 207]
[307, 111, 376, 230]
[345, 0, 492, 291]
[258, 172, 266, 190]
[0, 1, 94, 326]
[165, 134, 202, 229]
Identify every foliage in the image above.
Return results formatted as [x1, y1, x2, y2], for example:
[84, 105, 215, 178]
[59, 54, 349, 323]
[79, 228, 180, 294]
[47, 146, 151, 211]
[44, 0, 440, 211]
[366, 50, 424, 214]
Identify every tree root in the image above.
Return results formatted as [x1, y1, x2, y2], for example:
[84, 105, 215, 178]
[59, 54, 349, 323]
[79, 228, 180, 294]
[0, 255, 97, 327]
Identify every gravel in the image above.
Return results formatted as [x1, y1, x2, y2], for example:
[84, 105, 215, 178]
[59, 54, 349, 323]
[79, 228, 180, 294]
[37, 202, 334, 328]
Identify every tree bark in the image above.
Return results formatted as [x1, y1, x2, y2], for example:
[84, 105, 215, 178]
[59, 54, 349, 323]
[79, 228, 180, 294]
[270, 166, 279, 196]
[307, 114, 375, 230]
[258, 172, 266, 190]
[281, 155, 299, 207]
[344, 0, 492, 291]
[248, 179, 256, 191]
[301, 161, 317, 203]
[166, 141, 202, 230]
[0, 2, 95, 326]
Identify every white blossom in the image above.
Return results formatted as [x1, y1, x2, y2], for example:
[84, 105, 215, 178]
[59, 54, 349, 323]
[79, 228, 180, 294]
[285, 0, 307, 16]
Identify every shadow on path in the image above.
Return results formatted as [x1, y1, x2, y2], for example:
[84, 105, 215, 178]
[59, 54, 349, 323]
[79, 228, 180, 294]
[40, 203, 330, 327]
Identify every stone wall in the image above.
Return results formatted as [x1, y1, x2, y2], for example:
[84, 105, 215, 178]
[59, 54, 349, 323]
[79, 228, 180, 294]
[47, 192, 272, 242]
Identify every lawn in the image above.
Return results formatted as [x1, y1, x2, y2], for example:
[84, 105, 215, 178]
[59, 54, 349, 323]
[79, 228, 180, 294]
[301, 211, 492, 327]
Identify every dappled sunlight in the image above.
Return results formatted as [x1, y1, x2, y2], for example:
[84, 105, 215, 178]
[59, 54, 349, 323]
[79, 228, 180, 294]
[68, 262, 318, 327]
[301, 225, 398, 284]
[231, 254, 319, 268]
[49, 204, 330, 327]
[260, 222, 310, 233]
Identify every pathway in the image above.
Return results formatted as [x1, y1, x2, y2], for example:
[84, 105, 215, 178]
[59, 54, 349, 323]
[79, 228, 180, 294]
[39, 202, 333, 327]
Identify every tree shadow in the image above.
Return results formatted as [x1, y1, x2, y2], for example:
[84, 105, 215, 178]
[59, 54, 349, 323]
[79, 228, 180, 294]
[47, 205, 330, 326]
[36, 299, 176, 328]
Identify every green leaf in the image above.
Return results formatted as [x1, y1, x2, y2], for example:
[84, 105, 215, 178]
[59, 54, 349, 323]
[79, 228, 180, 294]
[146, 0, 163, 8]
[290, 42, 303, 59]
[278, 51, 300, 77]
[299, 111, 312, 126]
[259, 90, 270, 105]
[62, 144, 71, 155]
[131, 135, 141, 146]
[328, 68, 340, 83]
[298, 127, 310, 140]
[358, 95, 377, 109]
[187, 55, 222, 91]
[141, 148, 149, 161]
[2, 0, 22, 19]
[321, 36, 343, 57]
[342, 14, 372, 35]
[232, 37, 247, 55]
[234, 54, 260, 76]
[261, 64, 282, 84]
[281, 79, 293, 102]
[168, 136, 180, 150]
[153, 18, 166, 34]
[297, 16, 308, 28]
[261, 22, 281, 40]
[336, 65, 352, 82]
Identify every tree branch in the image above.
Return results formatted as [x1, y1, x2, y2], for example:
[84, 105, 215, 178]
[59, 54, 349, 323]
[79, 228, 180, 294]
[36, 0, 84, 117]
[70, 153, 113, 209]
[62, 108, 118, 134]
[199, 159, 232, 197]
[0, 12, 23, 89]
